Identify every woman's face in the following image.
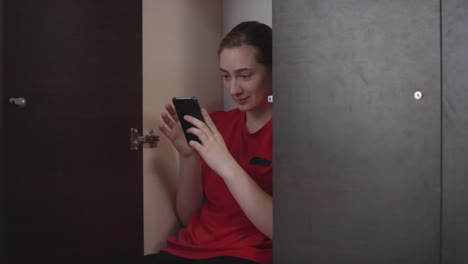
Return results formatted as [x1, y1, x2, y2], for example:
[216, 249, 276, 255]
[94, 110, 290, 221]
[219, 45, 272, 112]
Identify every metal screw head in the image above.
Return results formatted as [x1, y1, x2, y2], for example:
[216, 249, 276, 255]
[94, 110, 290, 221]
[414, 91, 423, 100]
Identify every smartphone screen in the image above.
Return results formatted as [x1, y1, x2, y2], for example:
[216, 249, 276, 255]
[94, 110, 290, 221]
[172, 97, 205, 145]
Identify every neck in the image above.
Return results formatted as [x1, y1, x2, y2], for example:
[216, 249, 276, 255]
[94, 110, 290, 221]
[245, 104, 272, 133]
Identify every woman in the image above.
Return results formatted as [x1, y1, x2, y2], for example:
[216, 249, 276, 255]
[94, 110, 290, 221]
[143, 21, 272, 264]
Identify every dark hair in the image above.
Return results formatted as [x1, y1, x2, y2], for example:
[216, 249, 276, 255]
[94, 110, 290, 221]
[218, 21, 272, 70]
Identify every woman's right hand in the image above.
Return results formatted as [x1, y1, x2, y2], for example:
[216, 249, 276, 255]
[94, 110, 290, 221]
[159, 103, 195, 157]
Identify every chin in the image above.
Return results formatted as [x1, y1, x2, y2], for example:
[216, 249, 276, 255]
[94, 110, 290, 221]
[236, 104, 253, 112]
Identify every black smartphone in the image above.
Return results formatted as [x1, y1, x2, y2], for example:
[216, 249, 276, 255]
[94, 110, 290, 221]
[172, 97, 205, 145]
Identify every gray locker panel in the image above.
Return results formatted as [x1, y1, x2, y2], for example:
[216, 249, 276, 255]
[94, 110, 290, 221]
[442, 0, 468, 263]
[273, 1, 441, 263]
[0, 0, 4, 260]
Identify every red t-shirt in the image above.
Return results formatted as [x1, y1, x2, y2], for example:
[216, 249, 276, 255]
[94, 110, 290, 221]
[163, 109, 272, 264]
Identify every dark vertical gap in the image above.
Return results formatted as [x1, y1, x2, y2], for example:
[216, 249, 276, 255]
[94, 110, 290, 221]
[138, 0, 144, 255]
[0, 0, 4, 261]
[439, 0, 444, 263]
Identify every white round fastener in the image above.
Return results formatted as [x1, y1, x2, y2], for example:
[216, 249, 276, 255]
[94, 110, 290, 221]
[414, 91, 423, 100]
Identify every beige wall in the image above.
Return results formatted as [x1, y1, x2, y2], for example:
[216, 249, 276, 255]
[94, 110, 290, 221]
[143, 0, 223, 254]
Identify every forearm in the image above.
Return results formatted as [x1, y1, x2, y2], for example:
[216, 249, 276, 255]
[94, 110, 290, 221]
[222, 163, 273, 239]
[176, 154, 203, 226]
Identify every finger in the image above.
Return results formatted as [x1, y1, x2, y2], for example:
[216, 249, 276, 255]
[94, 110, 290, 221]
[158, 123, 173, 140]
[166, 104, 179, 122]
[186, 127, 208, 144]
[188, 140, 203, 153]
[161, 112, 176, 129]
[200, 108, 223, 140]
[201, 108, 217, 132]
[184, 115, 212, 136]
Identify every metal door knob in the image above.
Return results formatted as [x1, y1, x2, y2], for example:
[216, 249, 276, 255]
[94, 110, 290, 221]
[9, 97, 27, 108]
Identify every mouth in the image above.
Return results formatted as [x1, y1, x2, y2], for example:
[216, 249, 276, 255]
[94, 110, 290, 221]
[235, 97, 249, 105]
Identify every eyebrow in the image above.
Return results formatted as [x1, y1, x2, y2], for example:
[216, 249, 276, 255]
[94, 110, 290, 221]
[218, 68, 253, 74]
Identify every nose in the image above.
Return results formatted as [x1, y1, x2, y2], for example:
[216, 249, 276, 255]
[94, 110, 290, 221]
[227, 79, 241, 96]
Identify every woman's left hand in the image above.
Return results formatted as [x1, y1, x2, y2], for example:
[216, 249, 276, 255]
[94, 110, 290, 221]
[184, 108, 237, 178]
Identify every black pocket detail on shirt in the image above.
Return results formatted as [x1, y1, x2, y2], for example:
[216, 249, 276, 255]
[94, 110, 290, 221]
[249, 157, 272, 167]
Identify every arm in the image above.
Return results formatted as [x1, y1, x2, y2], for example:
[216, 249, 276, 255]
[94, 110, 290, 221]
[220, 162, 273, 239]
[185, 109, 273, 239]
[175, 154, 203, 226]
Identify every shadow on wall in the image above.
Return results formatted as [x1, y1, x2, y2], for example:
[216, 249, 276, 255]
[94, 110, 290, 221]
[181, 1, 224, 112]
[145, 141, 181, 251]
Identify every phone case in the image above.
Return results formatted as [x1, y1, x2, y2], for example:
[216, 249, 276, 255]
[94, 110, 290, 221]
[172, 97, 205, 144]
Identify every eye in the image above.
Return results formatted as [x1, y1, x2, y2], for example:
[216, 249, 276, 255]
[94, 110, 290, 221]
[221, 74, 230, 80]
[240, 74, 251, 79]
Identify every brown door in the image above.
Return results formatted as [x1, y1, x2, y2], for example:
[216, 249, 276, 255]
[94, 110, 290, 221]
[2, 1, 142, 263]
